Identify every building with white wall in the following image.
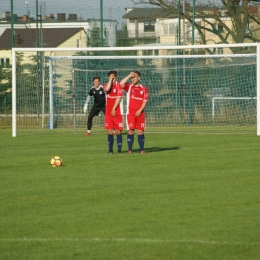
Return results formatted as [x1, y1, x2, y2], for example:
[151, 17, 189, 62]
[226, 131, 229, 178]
[0, 11, 117, 47]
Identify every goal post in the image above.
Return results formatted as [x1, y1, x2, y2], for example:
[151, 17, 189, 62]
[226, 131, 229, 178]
[11, 43, 260, 136]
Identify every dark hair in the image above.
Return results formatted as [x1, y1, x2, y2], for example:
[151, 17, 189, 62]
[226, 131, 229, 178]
[132, 70, 141, 77]
[93, 76, 100, 81]
[108, 70, 117, 76]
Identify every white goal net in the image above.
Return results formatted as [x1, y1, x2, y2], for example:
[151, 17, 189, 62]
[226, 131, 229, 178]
[11, 43, 260, 136]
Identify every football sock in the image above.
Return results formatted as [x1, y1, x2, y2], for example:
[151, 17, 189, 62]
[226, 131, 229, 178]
[138, 134, 145, 151]
[87, 119, 92, 131]
[127, 134, 134, 151]
[117, 134, 122, 152]
[108, 134, 114, 152]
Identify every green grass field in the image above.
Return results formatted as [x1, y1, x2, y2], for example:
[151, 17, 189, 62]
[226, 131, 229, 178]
[0, 128, 260, 259]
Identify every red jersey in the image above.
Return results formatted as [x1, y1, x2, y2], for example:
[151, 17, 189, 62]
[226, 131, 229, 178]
[123, 83, 149, 114]
[103, 81, 124, 115]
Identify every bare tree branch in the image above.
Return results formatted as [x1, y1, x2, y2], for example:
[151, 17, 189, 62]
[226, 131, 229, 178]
[130, 0, 260, 49]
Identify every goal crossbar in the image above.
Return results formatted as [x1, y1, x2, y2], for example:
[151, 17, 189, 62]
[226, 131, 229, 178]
[47, 54, 256, 60]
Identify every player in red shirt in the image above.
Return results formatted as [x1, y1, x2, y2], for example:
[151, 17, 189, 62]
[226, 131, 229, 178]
[120, 70, 149, 154]
[103, 71, 124, 154]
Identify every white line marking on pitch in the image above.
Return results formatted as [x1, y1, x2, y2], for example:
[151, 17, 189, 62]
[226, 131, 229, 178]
[0, 238, 258, 246]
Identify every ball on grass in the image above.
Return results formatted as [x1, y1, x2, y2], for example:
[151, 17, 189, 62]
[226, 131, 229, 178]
[50, 156, 62, 167]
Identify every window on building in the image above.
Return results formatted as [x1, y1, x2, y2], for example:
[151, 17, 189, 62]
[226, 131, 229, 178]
[218, 24, 224, 34]
[210, 23, 224, 35]
[142, 50, 158, 56]
[169, 24, 175, 35]
[162, 23, 176, 35]
[129, 19, 135, 23]
[77, 39, 81, 48]
[162, 24, 168, 35]
[6, 58, 10, 67]
[144, 20, 155, 32]
[143, 50, 152, 55]
[0, 58, 10, 68]
[246, 23, 254, 33]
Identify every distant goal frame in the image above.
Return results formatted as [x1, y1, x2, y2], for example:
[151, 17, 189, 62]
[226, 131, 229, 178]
[11, 43, 260, 136]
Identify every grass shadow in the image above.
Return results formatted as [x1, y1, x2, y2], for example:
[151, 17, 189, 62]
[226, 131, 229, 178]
[132, 147, 180, 153]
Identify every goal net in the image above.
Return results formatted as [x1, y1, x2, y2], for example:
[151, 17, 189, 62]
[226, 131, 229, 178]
[12, 43, 260, 136]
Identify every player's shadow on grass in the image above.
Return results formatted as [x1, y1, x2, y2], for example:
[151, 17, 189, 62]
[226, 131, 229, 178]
[132, 147, 180, 153]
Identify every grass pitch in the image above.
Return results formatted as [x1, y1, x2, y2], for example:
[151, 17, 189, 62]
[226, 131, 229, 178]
[0, 128, 260, 259]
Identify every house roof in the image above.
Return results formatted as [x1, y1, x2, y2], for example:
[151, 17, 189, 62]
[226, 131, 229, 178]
[0, 27, 85, 49]
[122, 8, 178, 20]
[123, 6, 232, 20]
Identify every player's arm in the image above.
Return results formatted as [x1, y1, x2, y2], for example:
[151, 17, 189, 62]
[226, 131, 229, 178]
[135, 100, 148, 117]
[120, 72, 135, 87]
[103, 75, 114, 92]
[83, 95, 91, 113]
[110, 97, 122, 117]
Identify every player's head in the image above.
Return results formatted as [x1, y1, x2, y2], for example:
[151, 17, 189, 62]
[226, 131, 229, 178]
[108, 70, 117, 84]
[93, 76, 100, 81]
[132, 70, 141, 77]
[93, 76, 100, 87]
[108, 70, 117, 77]
[131, 70, 141, 85]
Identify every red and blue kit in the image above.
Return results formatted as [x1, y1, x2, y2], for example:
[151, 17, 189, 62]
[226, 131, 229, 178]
[104, 81, 124, 130]
[123, 83, 149, 131]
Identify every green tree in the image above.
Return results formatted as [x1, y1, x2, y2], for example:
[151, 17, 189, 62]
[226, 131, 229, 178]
[0, 66, 12, 113]
[87, 21, 101, 47]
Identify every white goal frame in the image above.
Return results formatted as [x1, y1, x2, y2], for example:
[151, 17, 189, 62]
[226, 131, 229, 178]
[12, 43, 260, 136]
